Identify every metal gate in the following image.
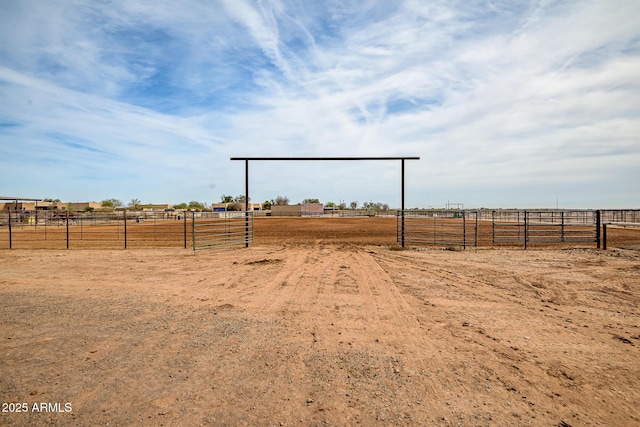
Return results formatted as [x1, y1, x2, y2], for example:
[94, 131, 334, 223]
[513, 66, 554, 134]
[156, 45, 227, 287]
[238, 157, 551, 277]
[492, 210, 599, 248]
[398, 210, 478, 248]
[399, 209, 601, 249]
[192, 211, 254, 250]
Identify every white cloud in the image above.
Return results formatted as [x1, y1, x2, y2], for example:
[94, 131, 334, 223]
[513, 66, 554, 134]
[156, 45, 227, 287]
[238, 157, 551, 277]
[0, 0, 638, 207]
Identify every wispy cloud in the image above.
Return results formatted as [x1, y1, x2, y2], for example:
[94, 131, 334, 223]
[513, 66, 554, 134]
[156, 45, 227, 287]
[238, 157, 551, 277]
[0, 0, 638, 207]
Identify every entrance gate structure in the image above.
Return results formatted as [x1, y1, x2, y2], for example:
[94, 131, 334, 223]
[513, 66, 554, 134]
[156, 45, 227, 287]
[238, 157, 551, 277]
[230, 156, 420, 247]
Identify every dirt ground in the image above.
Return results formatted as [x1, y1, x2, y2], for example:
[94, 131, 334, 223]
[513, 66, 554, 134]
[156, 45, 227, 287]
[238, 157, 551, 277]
[1, 218, 639, 426]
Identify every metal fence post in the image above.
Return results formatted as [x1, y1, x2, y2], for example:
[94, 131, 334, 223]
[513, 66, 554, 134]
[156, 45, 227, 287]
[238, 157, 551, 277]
[66, 210, 70, 249]
[596, 210, 601, 249]
[184, 211, 187, 249]
[124, 209, 127, 249]
[192, 211, 196, 251]
[524, 210, 528, 250]
[8, 210, 12, 249]
[463, 212, 466, 249]
[602, 223, 607, 250]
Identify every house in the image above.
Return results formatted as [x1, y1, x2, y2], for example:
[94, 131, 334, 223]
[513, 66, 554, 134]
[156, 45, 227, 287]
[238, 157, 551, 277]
[210, 202, 263, 212]
[270, 203, 324, 217]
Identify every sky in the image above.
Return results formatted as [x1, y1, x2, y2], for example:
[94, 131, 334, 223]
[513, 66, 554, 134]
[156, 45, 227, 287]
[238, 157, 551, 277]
[1, 0, 639, 209]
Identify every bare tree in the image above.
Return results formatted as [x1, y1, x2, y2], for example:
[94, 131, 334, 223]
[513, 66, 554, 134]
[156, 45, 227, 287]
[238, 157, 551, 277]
[272, 195, 290, 206]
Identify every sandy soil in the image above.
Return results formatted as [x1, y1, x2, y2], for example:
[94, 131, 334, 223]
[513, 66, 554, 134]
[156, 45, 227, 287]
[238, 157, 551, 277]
[1, 219, 639, 426]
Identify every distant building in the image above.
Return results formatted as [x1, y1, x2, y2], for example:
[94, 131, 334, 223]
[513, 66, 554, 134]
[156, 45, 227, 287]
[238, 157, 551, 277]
[271, 203, 324, 217]
[210, 202, 263, 212]
[61, 202, 102, 211]
[137, 204, 173, 211]
[0, 201, 101, 211]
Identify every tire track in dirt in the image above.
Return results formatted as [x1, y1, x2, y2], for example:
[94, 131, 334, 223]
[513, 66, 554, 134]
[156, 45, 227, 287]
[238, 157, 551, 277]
[369, 248, 640, 426]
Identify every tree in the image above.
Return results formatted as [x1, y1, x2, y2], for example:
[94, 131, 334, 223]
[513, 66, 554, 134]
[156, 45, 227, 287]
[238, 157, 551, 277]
[174, 202, 188, 210]
[43, 198, 61, 203]
[263, 200, 272, 210]
[350, 201, 358, 210]
[101, 198, 122, 209]
[325, 201, 337, 208]
[272, 195, 289, 206]
[363, 201, 389, 213]
[302, 198, 320, 204]
[233, 195, 250, 204]
[129, 199, 141, 209]
[84, 206, 95, 212]
[188, 201, 205, 211]
[220, 195, 234, 203]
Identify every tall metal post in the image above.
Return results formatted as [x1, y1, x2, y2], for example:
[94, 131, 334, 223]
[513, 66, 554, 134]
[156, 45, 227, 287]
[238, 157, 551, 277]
[245, 159, 249, 248]
[401, 159, 405, 248]
[183, 211, 187, 249]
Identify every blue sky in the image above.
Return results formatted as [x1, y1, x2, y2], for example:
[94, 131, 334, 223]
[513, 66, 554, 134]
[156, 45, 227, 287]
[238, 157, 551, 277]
[1, 0, 639, 209]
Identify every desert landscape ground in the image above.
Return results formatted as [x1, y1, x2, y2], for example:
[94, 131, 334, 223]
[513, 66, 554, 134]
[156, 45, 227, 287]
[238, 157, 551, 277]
[1, 217, 639, 426]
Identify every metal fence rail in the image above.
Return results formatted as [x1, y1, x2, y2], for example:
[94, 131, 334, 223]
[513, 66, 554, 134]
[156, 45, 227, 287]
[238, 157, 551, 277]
[192, 211, 254, 250]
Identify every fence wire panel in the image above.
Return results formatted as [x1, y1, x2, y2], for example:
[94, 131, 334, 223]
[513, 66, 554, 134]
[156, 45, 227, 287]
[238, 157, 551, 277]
[491, 210, 524, 245]
[525, 210, 598, 245]
[192, 211, 254, 250]
[601, 209, 640, 224]
[491, 210, 599, 247]
[398, 210, 478, 248]
[398, 209, 605, 249]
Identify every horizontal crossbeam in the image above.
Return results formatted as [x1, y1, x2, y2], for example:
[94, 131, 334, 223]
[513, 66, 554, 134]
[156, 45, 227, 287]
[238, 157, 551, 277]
[230, 156, 419, 161]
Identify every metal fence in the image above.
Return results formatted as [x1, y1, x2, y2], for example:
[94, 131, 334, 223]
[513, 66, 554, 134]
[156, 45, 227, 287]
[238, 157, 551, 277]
[0, 210, 189, 249]
[490, 210, 599, 249]
[192, 211, 254, 250]
[398, 210, 479, 248]
[397, 209, 611, 249]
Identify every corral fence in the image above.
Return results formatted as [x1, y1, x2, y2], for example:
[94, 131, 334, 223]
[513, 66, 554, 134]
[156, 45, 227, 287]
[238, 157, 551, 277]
[0, 209, 255, 250]
[0, 209, 190, 249]
[397, 209, 640, 249]
[192, 211, 254, 250]
[2, 208, 637, 250]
